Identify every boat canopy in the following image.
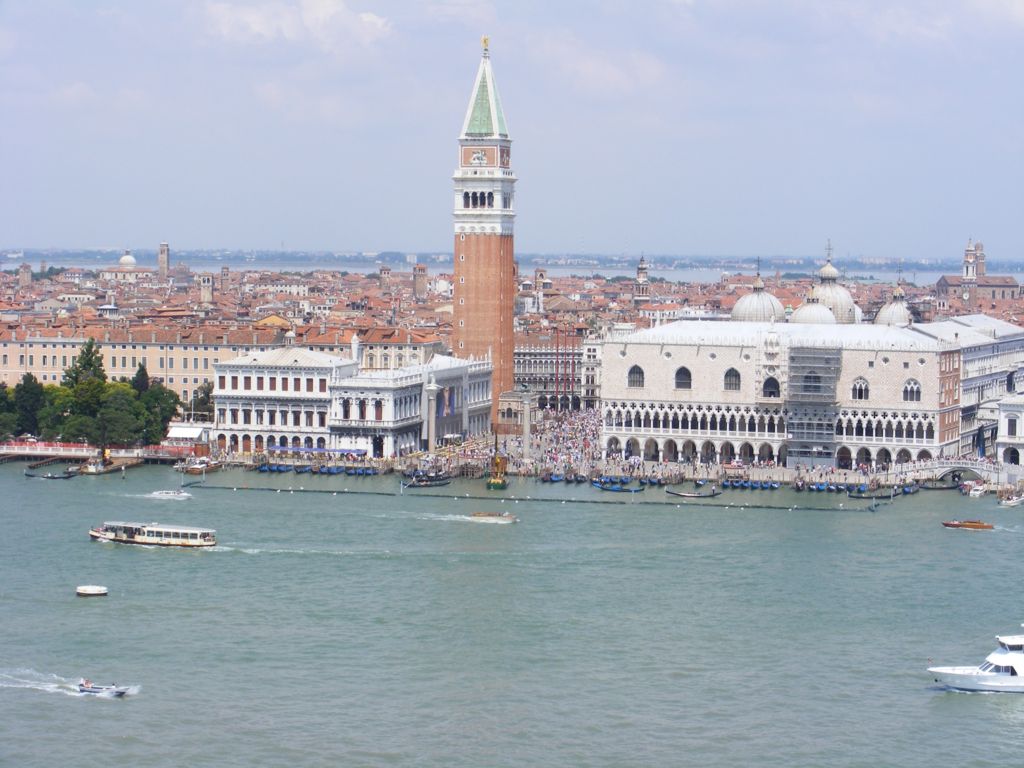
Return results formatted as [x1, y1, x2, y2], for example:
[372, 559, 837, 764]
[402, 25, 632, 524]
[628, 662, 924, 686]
[996, 635, 1024, 650]
[102, 521, 215, 535]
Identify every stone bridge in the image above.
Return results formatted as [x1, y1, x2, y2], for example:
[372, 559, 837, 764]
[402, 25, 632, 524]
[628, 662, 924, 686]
[903, 458, 1006, 485]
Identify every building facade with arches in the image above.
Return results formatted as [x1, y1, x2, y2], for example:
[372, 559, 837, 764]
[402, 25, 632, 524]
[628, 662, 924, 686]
[599, 320, 974, 469]
[213, 349, 493, 459]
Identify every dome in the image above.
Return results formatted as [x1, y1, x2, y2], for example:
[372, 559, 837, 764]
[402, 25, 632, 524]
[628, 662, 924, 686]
[874, 285, 912, 327]
[118, 250, 137, 267]
[790, 296, 836, 324]
[810, 260, 859, 323]
[731, 276, 785, 322]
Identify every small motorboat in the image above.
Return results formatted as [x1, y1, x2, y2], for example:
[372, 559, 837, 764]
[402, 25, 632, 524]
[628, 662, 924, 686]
[78, 679, 129, 697]
[149, 490, 192, 500]
[999, 494, 1024, 507]
[942, 520, 994, 530]
[470, 511, 518, 524]
[929, 628, 1024, 692]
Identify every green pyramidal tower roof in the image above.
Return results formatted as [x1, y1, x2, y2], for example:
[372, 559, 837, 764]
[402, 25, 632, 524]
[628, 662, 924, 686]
[460, 40, 509, 139]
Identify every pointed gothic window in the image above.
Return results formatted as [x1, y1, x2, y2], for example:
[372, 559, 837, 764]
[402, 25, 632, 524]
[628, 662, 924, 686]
[627, 365, 645, 388]
[674, 367, 692, 389]
[903, 379, 921, 402]
[852, 377, 869, 400]
[724, 368, 741, 391]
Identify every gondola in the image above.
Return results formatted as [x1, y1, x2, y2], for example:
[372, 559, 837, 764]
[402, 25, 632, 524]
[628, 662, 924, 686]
[24, 470, 77, 479]
[665, 487, 722, 499]
[592, 480, 645, 493]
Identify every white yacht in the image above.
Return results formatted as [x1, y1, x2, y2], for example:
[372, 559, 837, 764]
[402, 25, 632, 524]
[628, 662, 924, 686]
[928, 629, 1024, 692]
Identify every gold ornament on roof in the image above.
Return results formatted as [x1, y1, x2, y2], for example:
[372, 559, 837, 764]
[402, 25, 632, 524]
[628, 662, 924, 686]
[482, 35, 490, 51]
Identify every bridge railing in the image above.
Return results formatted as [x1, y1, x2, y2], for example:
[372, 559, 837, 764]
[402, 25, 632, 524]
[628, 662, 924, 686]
[0, 441, 97, 457]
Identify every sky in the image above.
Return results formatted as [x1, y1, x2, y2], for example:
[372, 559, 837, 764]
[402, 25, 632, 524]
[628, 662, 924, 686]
[1, 0, 1023, 261]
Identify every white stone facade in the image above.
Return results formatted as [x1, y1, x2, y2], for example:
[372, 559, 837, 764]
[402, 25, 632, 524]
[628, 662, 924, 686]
[213, 348, 493, 459]
[330, 355, 493, 457]
[213, 347, 355, 454]
[599, 320, 976, 469]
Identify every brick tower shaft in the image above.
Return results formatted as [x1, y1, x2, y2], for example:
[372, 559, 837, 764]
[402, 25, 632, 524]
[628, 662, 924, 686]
[452, 37, 517, 421]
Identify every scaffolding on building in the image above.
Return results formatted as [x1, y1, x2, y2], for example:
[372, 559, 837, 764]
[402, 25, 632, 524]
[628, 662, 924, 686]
[785, 345, 842, 467]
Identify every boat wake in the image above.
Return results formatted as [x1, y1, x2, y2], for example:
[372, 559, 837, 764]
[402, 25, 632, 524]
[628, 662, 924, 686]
[419, 513, 516, 525]
[0, 668, 140, 698]
[213, 545, 375, 557]
[137, 491, 192, 500]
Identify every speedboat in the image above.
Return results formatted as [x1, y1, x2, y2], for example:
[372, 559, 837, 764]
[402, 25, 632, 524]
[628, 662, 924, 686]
[999, 494, 1024, 508]
[929, 630, 1024, 692]
[470, 511, 518, 524]
[149, 490, 192, 500]
[78, 679, 129, 697]
[942, 520, 993, 530]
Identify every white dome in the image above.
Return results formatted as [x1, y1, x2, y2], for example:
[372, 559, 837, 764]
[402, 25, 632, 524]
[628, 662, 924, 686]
[790, 298, 836, 324]
[118, 250, 137, 267]
[819, 260, 840, 280]
[731, 277, 785, 322]
[874, 286, 912, 327]
[811, 262, 859, 324]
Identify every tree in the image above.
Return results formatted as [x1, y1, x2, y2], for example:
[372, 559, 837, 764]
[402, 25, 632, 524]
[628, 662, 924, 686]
[13, 373, 44, 436]
[131, 363, 150, 395]
[96, 384, 145, 446]
[36, 385, 76, 439]
[62, 337, 107, 388]
[72, 378, 107, 418]
[60, 413, 99, 445]
[140, 383, 181, 444]
[0, 412, 16, 439]
[189, 381, 214, 420]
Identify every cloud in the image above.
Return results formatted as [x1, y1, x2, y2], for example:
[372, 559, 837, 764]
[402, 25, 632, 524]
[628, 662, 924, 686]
[0, 25, 14, 58]
[52, 82, 96, 107]
[204, 0, 390, 50]
[528, 32, 665, 97]
[967, 0, 1024, 25]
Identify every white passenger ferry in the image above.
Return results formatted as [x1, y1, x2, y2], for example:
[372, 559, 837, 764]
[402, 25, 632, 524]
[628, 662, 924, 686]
[89, 521, 216, 548]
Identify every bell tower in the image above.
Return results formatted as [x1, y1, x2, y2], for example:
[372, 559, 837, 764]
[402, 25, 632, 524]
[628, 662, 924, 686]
[453, 37, 517, 420]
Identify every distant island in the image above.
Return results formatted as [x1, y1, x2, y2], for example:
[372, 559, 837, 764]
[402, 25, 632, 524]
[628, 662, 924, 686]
[4, 247, 1022, 277]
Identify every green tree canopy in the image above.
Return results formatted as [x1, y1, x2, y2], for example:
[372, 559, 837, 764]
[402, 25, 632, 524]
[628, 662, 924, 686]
[96, 383, 146, 446]
[140, 383, 181, 444]
[13, 373, 44, 436]
[131, 363, 150, 395]
[61, 413, 99, 445]
[36, 385, 76, 439]
[189, 380, 214, 420]
[62, 337, 107, 388]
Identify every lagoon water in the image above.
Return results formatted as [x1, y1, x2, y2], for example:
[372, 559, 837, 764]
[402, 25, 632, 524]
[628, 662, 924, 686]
[3, 463, 1024, 767]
